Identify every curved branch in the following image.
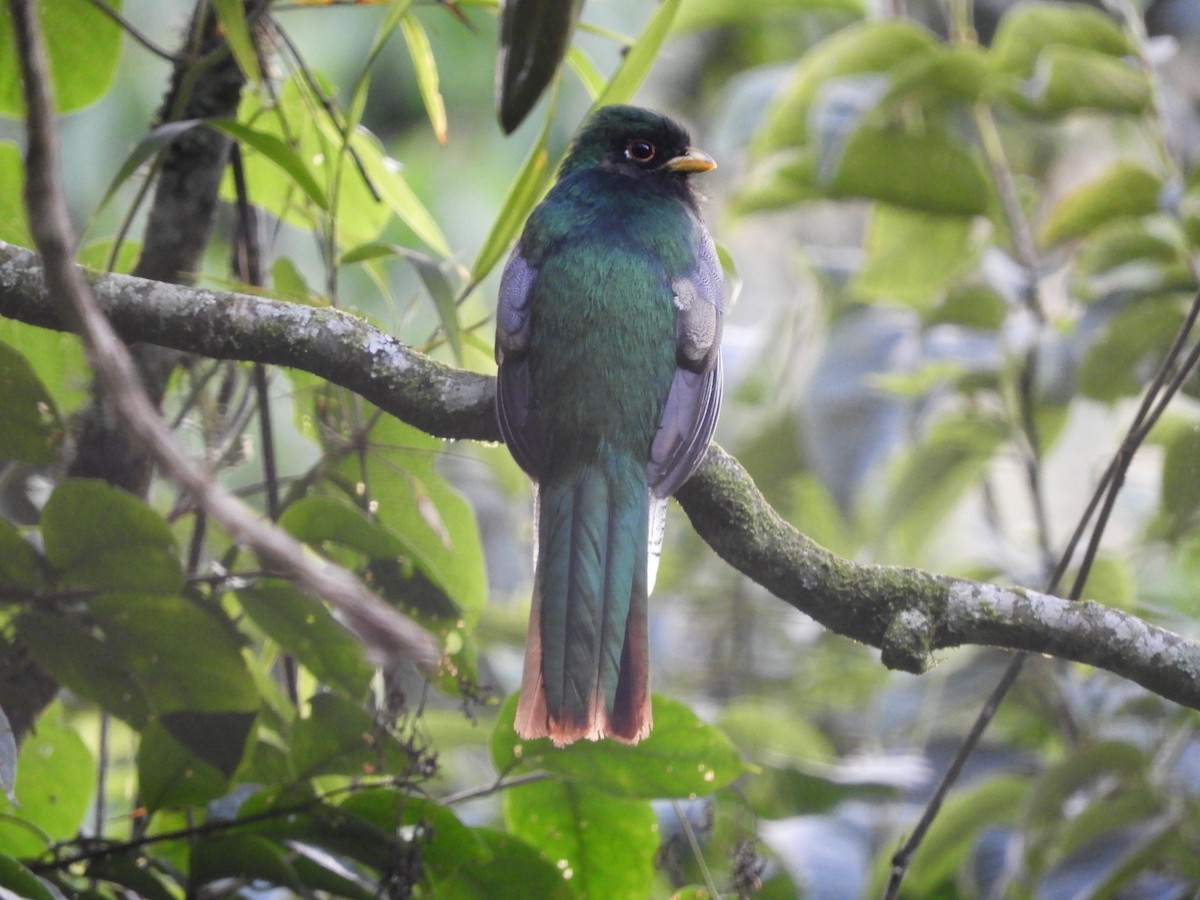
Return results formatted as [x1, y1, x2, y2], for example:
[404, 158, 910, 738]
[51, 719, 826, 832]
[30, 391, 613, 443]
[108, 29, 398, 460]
[2, 238, 1199, 710]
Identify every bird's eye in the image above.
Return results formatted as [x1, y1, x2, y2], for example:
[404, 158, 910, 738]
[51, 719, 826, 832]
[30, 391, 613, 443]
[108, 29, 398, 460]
[625, 139, 656, 164]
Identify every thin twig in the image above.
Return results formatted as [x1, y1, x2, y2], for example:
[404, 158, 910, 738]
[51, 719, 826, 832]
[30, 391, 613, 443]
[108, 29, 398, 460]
[81, 0, 182, 62]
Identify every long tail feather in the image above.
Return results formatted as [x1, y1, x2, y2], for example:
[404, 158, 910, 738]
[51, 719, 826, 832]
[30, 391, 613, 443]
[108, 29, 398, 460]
[514, 449, 652, 746]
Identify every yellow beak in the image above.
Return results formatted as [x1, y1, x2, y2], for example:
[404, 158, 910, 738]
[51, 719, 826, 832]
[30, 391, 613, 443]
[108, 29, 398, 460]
[664, 147, 716, 174]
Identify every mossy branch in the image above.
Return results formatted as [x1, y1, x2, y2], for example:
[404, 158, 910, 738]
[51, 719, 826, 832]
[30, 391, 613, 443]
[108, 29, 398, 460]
[3, 238, 1199, 710]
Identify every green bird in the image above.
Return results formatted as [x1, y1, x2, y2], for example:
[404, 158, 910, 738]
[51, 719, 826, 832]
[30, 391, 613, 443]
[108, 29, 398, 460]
[496, 105, 724, 745]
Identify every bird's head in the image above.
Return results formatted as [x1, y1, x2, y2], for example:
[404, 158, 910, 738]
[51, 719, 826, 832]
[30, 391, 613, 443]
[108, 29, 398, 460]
[558, 105, 716, 186]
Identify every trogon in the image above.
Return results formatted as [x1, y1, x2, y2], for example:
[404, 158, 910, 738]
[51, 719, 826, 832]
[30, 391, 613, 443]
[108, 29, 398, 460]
[496, 105, 723, 745]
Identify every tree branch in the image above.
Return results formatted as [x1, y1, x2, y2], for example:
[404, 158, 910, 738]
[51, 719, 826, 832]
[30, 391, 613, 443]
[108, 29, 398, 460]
[2, 238, 1199, 710]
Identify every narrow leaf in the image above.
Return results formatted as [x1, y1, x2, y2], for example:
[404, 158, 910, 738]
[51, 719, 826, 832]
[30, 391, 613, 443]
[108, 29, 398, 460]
[596, 0, 684, 108]
[566, 45, 607, 101]
[209, 118, 329, 209]
[401, 12, 448, 143]
[212, 0, 263, 84]
[496, 0, 584, 132]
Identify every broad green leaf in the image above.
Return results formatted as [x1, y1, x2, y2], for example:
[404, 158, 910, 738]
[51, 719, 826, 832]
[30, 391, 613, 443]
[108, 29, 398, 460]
[41, 480, 183, 593]
[0, 853, 65, 900]
[0, 142, 30, 245]
[191, 835, 306, 894]
[237, 580, 374, 697]
[210, 118, 328, 209]
[1153, 420, 1200, 540]
[432, 827, 575, 899]
[879, 43, 990, 109]
[0, 705, 94, 859]
[212, 0, 262, 84]
[0, 0, 122, 116]
[470, 112, 554, 285]
[504, 779, 657, 900]
[1039, 162, 1162, 246]
[338, 788, 493, 875]
[1010, 45, 1150, 117]
[929, 284, 1009, 329]
[1074, 218, 1188, 300]
[1074, 554, 1137, 610]
[89, 593, 260, 714]
[880, 411, 1008, 559]
[490, 694, 748, 798]
[0, 319, 86, 412]
[754, 20, 938, 153]
[17, 609, 150, 726]
[496, 0, 583, 132]
[596, 0, 683, 108]
[1078, 295, 1187, 402]
[137, 720, 230, 812]
[732, 150, 823, 214]
[290, 693, 411, 780]
[0, 519, 43, 592]
[401, 12, 447, 144]
[0, 339, 62, 463]
[989, 3, 1134, 76]
[341, 415, 487, 628]
[823, 126, 991, 215]
[852, 206, 978, 307]
[281, 495, 404, 559]
[78, 237, 141, 274]
[717, 698, 836, 764]
[673, 0, 864, 32]
[894, 774, 1030, 896]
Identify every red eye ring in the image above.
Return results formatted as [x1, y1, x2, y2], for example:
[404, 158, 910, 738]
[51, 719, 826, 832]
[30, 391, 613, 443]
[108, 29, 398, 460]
[625, 139, 656, 163]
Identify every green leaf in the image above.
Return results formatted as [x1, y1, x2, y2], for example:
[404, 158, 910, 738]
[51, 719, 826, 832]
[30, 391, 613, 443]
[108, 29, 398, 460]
[281, 495, 404, 559]
[17, 609, 151, 726]
[341, 415, 487, 628]
[1074, 554, 1137, 611]
[0, 853, 64, 900]
[823, 126, 991, 215]
[191, 835, 306, 894]
[354, 126, 453, 258]
[896, 774, 1030, 896]
[0, 319, 86, 413]
[1039, 162, 1162, 246]
[0, 339, 62, 463]
[491, 694, 748, 798]
[88, 593, 260, 715]
[209, 118, 328, 209]
[41, 480, 184, 593]
[290, 693, 411, 780]
[97, 119, 205, 213]
[0, 705, 95, 859]
[1078, 295, 1187, 402]
[0, 142, 30, 246]
[880, 411, 1009, 559]
[0, 519, 43, 592]
[1009, 45, 1150, 117]
[496, 0, 583, 132]
[470, 112, 554, 286]
[237, 580, 374, 697]
[432, 827, 575, 899]
[0, 0, 123, 116]
[989, 2, 1134, 76]
[401, 11, 447, 144]
[1153, 420, 1200, 540]
[754, 20, 939, 153]
[566, 46, 606, 100]
[212, 0, 262, 84]
[879, 43, 990, 109]
[673, 0, 864, 32]
[596, 0, 684, 108]
[137, 720, 230, 812]
[504, 779, 657, 900]
[852, 206, 978, 307]
[337, 788, 493, 876]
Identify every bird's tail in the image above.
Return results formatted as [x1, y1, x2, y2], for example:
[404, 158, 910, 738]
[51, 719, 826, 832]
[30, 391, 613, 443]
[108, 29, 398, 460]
[514, 447, 652, 746]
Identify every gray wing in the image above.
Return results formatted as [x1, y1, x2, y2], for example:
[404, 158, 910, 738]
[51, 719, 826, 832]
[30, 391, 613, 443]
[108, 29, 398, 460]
[647, 231, 724, 498]
[495, 248, 547, 479]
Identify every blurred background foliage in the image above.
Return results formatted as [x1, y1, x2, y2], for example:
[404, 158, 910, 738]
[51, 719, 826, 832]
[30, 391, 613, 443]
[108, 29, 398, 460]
[2, 0, 1200, 896]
